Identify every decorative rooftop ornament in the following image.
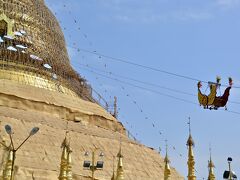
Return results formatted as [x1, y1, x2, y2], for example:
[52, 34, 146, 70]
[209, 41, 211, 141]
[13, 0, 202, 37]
[208, 147, 215, 180]
[197, 77, 232, 110]
[164, 140, 171, 180]
[187, 118, 196, 180]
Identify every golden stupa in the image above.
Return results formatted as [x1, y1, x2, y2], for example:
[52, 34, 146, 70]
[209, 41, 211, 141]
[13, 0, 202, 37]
[0, 0, 184, 179]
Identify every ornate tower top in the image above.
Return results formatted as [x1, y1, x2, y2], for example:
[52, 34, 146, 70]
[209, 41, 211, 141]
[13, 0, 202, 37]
[59, 123, 72, 180]
[111, 156, 116, 180]
[164, 140, 171, 180]
[187, 118, 196, 180]
[208, 147, 215, 180]
[116, 140, 124, 180]
[0, 0, 92, 100]
[187, 118, 195, 146]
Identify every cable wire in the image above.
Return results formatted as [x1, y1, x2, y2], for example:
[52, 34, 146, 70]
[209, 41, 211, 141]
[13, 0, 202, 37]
[77, 66, 200, 105]
[77, 66, 240, 116]
[76, 63, 240, 105]
[77, 63, 196, 97]
[70, 46, 240, 88]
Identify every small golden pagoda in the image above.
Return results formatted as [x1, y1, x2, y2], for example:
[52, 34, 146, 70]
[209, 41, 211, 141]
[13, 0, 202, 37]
[111, 156, 116, 180]
[208, 149, 215, 180]
[66, 147, 73, 180]
[115, 144, 124, 180]
[187, 120, 196, 180]
[164, 140, 171, 180]
[59, 134, 72, 180]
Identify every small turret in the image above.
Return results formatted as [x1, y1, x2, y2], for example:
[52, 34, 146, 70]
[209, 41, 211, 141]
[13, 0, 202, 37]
[208, 147, 215, 180]
[66, 146, 73, 180]
[59, 123, 72, 180]
[116, 141, 124, 180]
[164, 140, 171, 180]
[111, 156, 116, 180]
[187, 118, 196, 180]
[59, 137, 68, 180]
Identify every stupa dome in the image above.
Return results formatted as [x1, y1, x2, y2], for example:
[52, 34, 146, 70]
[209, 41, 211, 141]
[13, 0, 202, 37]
[0, 0, 92, 100]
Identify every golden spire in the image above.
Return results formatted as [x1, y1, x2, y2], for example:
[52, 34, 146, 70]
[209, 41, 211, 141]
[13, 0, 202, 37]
[59, 122, 72, 180]
[164, 140, 171, 180]
[116, 139, 124, 180]
[208, 147, 215, 180]
[111, 156, 115, 180]
[66, 145, 73, 180]
[187, 118, 196, 180]
[59, 137, 68, 180]
[2, 148, 13, 180]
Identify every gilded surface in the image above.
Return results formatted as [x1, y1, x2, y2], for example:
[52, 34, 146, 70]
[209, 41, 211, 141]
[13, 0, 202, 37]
[59, 137, 72, 180]
[164, 153, 171, 180]
[2, 149, 13, 180]
[0, 69, 78, 97]
[0, 79, 184, 179]
[115, 149, 124, 180]
[198, 85, 217, 107]
[0, 13, 14, 36]
[208, 157, 215, 180]
[187, 135, 196, 180]
[0, 0, 93, 101]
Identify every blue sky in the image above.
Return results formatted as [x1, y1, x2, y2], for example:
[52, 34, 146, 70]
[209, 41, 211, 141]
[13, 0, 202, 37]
[46, 0, 240, 179]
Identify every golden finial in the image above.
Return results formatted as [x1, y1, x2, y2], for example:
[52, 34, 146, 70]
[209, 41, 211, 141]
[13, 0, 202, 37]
[59, 140, 68, 179]
[2, 147, 14, 180]
[208, 145, 215, 180]
[159, 147, 162, 155]
[59, 121, 72, 180]
[116, 137, 124, 180]
[66, 146, 73, 180]
[187, 117, 194, 146]
[113, 96, 118, 118]
[188, 117, 191, 134]
[111, 156, 116, 180]
[164, 140, 171, 180]
[164, 140, 170, 164]
[187, 117, 196, 180]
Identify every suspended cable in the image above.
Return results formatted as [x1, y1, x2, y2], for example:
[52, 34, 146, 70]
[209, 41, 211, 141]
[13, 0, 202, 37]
[75, 62, 240, 105]
[70, 46, 240, 89]
[77, 66, 240, 116]
[77, 63, 196, 97]
[78, 66, 198, 105]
